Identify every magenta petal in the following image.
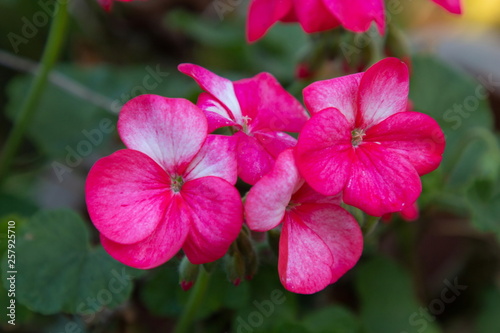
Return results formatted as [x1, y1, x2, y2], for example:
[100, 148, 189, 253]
[324, 0, 385, 33]
[245, 149, 300, 232]
[295, 108, 353, 196]
[294, 0, 340, 33]
[235, 131, 276, 185]
[178, 64, 243, 123]
[291, 183, 341, 205]
[181, 177, 243, 264]
[118, 95, 207, 175]
[303, 72, 362, 124]
[295, 203, 363, 284]
[100, 195, 189, 269]
[357, 58, 409, 128]
[279, 213, 334, 294]
[254, 131, 297, 158]
[344, 143, 422, 216]
[234, 72, 309, 133]
[365, 111, 445, 175]
[197, 93, 238, 132]
[247, 0, 293, 42]
[432, 0, 462, 14]
[86, 149, 171, 244]
[184, 135, 238, 185]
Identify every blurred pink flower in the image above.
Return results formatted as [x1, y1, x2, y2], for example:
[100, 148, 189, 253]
[245, 149, 363, 294]
[179, 64, 309, 185]
[86, 95, 242, 269]
[296, 58, 445, 216]
[246, 0, 462, 42]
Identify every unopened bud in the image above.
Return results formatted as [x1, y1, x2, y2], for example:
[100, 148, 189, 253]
[178, 256, 199, 291]
[225, 251, 246, 286]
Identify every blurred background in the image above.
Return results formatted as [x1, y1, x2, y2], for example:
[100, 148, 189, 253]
[1, 0, 500, 332]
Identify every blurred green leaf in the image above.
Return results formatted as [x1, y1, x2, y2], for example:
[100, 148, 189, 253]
[410, 56, 494, 193]
[0, 209, 142, 315]
[476, 288, 500, 333]
[302, 305, 362, 333]
[466, 179, 500, 240]
[356, 256, 442, 333]
[5, 64, 191, 160]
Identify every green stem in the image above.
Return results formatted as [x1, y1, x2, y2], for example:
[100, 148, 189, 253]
[0, 0, 69, 182]
[173, 266, 210, 333]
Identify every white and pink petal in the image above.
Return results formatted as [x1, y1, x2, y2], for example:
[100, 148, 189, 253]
[118, 95, 207, 175]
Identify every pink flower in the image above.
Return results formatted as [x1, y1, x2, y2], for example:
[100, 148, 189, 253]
[97, 0, 135, 11]
[295, 58, 445, 217]
[85, 95, 243, 269]
[245, 149, 363, 294]
[179, 64, 309, 185]
[382, 201, 419, 222]
[246, 0, 462, 42]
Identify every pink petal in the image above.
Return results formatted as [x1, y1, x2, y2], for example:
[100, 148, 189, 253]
[295, 203, 363, 284]
[303, 73, 362, 125]
[234, 72, 309, 133]
[118, 95, 207, 175]
[246, 0, 293, 42]
[86, 149, 171, 244]
[184, 135, 238, 184]
[295, 108, 353, 196]
[432, 0, 462, 14]
[291, 183, 341, 205]
[324, 0, 385, 34]
[294, 0, 341, 33]
[401, 201, 419, 221]
[344, 143, 422, 216]
[181, 177, 243, 264]
[235, 131, 276, 185]
[100, 195, 189, 269]
[357, 58, 409, 128]
[254, 131, 297, 158]
[278, 213, 334, 294]
[178, 64, 243, 123]
[197, 93, 239, 133]
[365, 111, 445, 175]
[245, 149, 300, 232]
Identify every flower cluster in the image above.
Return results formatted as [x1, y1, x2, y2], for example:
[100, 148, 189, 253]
[247, 0, 462, 42]
[86, 58, 445, 294]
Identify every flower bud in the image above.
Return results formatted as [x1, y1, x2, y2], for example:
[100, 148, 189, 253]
[178, 256, 199, 291]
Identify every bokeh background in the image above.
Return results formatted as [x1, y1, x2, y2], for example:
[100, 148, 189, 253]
[1, 0, 500, 332]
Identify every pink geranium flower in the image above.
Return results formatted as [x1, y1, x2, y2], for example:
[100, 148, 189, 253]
[86, 95, 242, 269]
[179, 64, 309, 185]
[246, 0, 462, 42]
[245, 149, 363, 294]
[295, 58, 445, 217]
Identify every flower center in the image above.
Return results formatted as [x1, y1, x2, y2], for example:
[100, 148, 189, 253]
[351, 128, 365, 147]
[171, 175, 184, 193]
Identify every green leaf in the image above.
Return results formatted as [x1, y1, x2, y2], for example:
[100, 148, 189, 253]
[356, 256, 442, 333]
[466, 179, 500, 240]
[1, 209, 141, 315]
[410, 56, 494, 192]
[5, 65, 190, 160]
[476, 288, 500, 333]
[302, 306, 362, 333]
